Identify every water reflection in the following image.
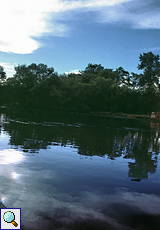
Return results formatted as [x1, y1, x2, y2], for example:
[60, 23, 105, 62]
[0, 149, 25, 164]
[0, 110, 160, 229]
[1, 111, 159, 182]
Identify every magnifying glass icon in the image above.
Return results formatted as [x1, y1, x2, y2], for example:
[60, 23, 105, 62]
[3, 211, 18, 227]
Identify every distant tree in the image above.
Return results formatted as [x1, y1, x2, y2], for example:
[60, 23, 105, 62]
[3, 55, 160, 114]
[59, 73, 68, 80]
[0, 65, 6, 84]
[130, 72, 141, 89]
[27, 63, 54, 81]
[115, 67, 131, 86]
[80, 63, 104, 75]
[14, 63, 54, 79]
[137, 52, 160, 94]
[13, 63, 54, 90]
[80, 63, 104, 83]
[30, 73, 63, 109]
[0, 65, 7, 104]
[99, 68, 114, 79]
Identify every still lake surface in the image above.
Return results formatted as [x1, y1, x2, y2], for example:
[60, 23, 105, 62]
[0, 108, 160, 230]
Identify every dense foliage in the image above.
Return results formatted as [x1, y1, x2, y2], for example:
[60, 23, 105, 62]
[1, 52, 160, 114]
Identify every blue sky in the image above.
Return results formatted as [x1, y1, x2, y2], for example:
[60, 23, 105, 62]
[0, 0, 160, 77]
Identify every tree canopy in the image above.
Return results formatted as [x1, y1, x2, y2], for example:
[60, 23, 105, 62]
[0, 65, 6, 84]
[137, 52, 160, 93]
[0, 52, 160, 114]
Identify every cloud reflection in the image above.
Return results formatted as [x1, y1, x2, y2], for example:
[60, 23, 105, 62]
[1, 122, 160, 229]
[0, 149, 25, 165]
[11, 187, 160, 230]
[1, 150, 160, 230]
[10, 172, 20, 180]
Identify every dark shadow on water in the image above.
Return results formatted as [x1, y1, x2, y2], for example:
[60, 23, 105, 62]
[18, 202, 160, 230]
[22, 213, 160, 230]
[102, 203, 160, 230]
[61, 219, 117, 230]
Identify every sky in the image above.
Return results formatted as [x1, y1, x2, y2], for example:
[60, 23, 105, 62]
[0, 0, 160, 77]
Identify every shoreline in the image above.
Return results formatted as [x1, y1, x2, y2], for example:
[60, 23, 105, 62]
[91, 111, 151, 119]
[0, 106, 152, 120]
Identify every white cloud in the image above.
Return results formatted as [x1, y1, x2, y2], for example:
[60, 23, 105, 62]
[0, 0, 132, 54]
[135, 12, 160, 29]
[92, 0, 160, 30]
[65, 69, 81, 75]
[0, 0, 159, 54]
[0, 62, 15, 77]
[0, 1, 49, 54]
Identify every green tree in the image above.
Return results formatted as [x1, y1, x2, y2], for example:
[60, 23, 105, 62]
[137, 52, 160, 94]
[31, 73, 63, 109]
[80, 63, 104, 83]
[3, 63, 55, 107]
[115, 67, 131, 86]
[0, 65, 6, 84]
[0, 65, 6, 105]
[14, 63, 54, 88]
[80, 63, 104, 75]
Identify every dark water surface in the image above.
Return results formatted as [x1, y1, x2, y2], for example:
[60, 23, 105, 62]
[0, 108, 160, 230]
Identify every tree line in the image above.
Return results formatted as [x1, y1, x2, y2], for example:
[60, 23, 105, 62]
[0, 52, 160, 114]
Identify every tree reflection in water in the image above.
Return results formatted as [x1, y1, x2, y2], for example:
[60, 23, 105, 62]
[0, 110, 160, 182]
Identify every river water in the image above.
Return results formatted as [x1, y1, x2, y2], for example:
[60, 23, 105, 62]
[0, 108, 160, 230]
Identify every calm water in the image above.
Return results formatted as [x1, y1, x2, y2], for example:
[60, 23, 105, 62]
[0, 108, 160, 230]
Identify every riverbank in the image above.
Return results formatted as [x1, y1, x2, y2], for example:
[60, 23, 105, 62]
[91, 111, 151, 119]
[0, 105, 151, 120]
